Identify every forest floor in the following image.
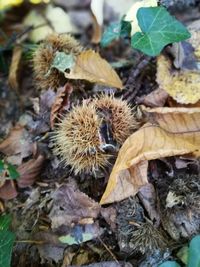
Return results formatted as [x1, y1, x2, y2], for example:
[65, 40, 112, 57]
[0, 1, 200, 267]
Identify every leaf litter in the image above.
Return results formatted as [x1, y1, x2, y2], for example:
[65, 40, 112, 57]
[0, 1, 200, 267]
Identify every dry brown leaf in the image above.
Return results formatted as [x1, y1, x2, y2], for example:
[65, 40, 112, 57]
[17, 155, 45, 188]
[50, 83, 73, 129]
[100, 107, 200, 204]
[90, 0, 104, 43]
[8, 45, 23, 90]
[0, 126, 34, 165]
[65, 50, 123, 89]
[136, 88, 168, 107]
[0, 180, 18, 200]
[49, 182, 101, 229]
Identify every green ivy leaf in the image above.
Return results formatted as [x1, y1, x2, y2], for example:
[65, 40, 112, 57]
[0, 160, 4, 173]
[6, 163, 19, 180]
[0, 230, 15, 267]
[131, 7, 191, 56]
[188, 235, 200, 267]
[158, 261, 181, 267]
[0, 214, 12, 231]
[47, 51, 75, 75]
[101, 20, 131, 47]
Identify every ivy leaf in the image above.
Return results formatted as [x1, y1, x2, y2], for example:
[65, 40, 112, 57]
[0, 214, 12, 231]
[101, 20, 131, 47]
[6, 163, 19, 180]
[131, 7, 191, 56]
[47, 51, 75, 75]
[0, 230, 15, 267]
[188, 235, 200, 267]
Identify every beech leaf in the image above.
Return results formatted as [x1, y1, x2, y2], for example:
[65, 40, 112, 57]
[100, 107, 200, 204]
[131, 7, 191, 56]
[65, 50, 123, 89]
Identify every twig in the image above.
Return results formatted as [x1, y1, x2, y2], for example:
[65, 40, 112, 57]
[97, 236, 119, 264]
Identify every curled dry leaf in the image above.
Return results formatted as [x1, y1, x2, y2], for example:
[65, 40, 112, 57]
[17, 155, 45, 188]
[138, 183, 160, 225]
[100, 107, 200, 204]
[8, 45, 23, 90]
[50, 83, 73, 129]
[136, 88, 168, 107]
[0, 180, 18, 200]
[0, 126, 34, 165]
[90, 0, 104, 43]
[65, 50, 123, 89]
[157, 54, 200, 104]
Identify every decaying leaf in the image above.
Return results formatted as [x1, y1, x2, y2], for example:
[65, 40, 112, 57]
[90, 0, 104, 43]
[100, 107, 200, 204]
[0, 126, 34, 165]
[65, 50, 123, 89]
[124, 0, 157, 35]
[157, 54, 200, 104]
[0, 180, 18, 200]
[17, 155, 45, 188]
[49, 183, 101, 229]
[8, 45, 23, 90]
[188, 19, 200, 60]
[50, 83, 73, 129]
[136, 88, 168, 107]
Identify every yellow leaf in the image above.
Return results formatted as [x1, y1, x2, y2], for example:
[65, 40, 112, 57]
[65, 50, 123, 89]
[0, 0, 23, 9]
[157, 54, 200, 104]
[124, 0, 158, 35]
[23, 5, 77, 43]
[100, 107, 200, 204]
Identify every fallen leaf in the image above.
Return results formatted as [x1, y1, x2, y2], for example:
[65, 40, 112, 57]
[0, 126, 34, 165]
[138, 183, 160, 225]
[100, 107, 200, 204]
[91, 0, 104, 43]
[8, 45, 22, 90]
[136, 88, 168, 107]
[157, 54, 200, 104]
[124, 0, 157, 35]
[49, 183, 101, 229]
[59, 223, 102, 245]
[0, 180, 18, 200]
[50, 83, 73, 129]
[65, 50, 123, 89]
[17, 155, 45, 188]
[23, 5, 78, 43]
[31, 89, 56, 134]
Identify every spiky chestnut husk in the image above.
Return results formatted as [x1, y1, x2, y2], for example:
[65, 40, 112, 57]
[129, 222, 168, 254]
[94, 94, 139, 144]
[53, 95, 138, 174]
[33, 33, 82, 90]
[53, 102, 110, 174]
